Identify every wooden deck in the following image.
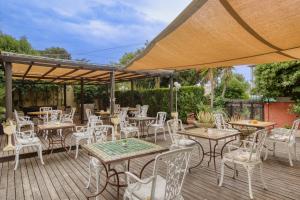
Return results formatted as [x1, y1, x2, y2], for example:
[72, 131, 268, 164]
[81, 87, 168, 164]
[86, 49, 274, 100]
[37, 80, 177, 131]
[0, 133, 300, 200]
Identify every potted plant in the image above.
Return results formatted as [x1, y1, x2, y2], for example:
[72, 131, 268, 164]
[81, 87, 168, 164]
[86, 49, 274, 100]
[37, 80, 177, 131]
[194, 110, 215, 128]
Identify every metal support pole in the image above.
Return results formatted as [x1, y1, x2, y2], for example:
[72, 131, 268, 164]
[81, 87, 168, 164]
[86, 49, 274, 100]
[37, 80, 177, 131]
[169, 75, 174, 114]
[110, 71, 115, 115]
[80, 78, 84, 124]
[4, 62, 13, 119]
[63, 83, 67, 109]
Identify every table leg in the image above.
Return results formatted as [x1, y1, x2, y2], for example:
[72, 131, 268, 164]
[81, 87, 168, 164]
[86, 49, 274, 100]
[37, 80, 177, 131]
[207, 140, 212, 167]
[188, 138, 205, 172]
[140, 158, 155, 178]
[212, 141, 218, 171]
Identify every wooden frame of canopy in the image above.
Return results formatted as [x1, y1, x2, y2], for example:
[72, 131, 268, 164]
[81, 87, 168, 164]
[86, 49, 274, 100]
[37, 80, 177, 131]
[0, 52, 174, 123]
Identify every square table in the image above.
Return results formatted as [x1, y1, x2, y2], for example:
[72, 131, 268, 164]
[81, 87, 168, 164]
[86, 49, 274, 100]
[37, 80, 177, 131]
[129, 116, 156, 137]
[177, 128, 240, 171]
[82, 138, 168, 199]
[229, 120, 276, 129]
[38, 122, 75, 153]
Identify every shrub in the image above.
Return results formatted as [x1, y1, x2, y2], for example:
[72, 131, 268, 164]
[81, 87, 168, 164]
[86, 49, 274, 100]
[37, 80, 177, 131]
[115, 86, 207, 121]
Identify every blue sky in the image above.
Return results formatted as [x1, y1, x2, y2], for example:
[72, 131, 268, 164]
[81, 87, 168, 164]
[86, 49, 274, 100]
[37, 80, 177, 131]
[0, 0, 250, 81]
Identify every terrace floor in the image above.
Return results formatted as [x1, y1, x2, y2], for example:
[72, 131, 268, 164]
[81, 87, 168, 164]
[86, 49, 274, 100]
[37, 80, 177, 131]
[0, 131, 300, 200]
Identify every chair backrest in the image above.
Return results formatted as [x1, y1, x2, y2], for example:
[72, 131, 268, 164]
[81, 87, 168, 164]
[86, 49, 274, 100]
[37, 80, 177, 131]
[167, 119, 184, 144]
[114, 104, 121, 114]
[45, 110, 62, 123]
[136, 104, 141, 111]
[119, 109, 128, 121]
[39, 107, 52, 118]
[14, 109, 21, 124]
[70, 107, 76, 119]
[140, 105, 149, 117]
[213, 112, 227, 130]
[289, 118, 300, 142]
[247, 129, 268, 161]
[151, 148, 193, 200]
[9, 120, 35, 145]
[156, 112, 167, 125]
[88, 115, 102, 127]
[85, 108, 92, 119]
[93, 124, 115, 142]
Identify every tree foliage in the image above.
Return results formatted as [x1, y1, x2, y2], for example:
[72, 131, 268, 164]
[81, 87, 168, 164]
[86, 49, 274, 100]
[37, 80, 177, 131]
[39, 47, 71, 59]
[254, 61, 300, 99]
[0, 32, 37, 54]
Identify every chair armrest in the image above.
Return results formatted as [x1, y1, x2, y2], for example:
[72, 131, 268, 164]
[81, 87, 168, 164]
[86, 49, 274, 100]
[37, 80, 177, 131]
[125, 171, 154, 186]
[75, 126, 87, 132]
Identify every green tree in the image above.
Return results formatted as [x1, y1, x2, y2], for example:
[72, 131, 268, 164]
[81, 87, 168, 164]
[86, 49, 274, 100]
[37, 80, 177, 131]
[40, 47, 71, 59]
[254, 61, 300, 99]
[0, 32, 37, 54]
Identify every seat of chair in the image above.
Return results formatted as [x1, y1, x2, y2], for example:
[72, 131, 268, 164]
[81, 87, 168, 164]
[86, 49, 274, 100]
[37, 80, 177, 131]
[17, 137, 41, 145]
[149, 124, 163, 127]
[73, 132, 91, 138]
[223, 149, 258, 162]
[128, 175, 168, 200]
[177, 138, 196, 147]
[269, 134, 290, 142]
[271, 128, 290, 135]
[123, 126, 139, 132]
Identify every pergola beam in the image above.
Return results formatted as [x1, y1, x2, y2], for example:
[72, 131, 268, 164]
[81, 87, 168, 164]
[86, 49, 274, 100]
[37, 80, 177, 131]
[23, 62, 33, 80]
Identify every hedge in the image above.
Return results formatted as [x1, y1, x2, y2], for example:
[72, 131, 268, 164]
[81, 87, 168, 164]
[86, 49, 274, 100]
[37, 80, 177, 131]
[116, 86, 207, 121]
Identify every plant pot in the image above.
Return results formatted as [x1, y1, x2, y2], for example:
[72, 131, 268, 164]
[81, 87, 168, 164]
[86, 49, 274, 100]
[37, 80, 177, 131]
[193, 121, 215, 128]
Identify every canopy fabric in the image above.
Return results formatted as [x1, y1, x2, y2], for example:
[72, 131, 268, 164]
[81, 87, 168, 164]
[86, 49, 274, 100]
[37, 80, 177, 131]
[126, 0, 300, 71]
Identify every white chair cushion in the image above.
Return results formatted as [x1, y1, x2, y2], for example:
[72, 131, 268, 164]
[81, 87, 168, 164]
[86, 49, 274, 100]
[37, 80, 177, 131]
[178, 139, 196, 146]
[124, 127, 138, 132]
[269, 134, 290, 142]
[224, 150, 258, 162]
[18, 137, 40, 145]
[149, 124, 163, 128]
[73, 132, 89, 138]
[271, 128, 290, 135]
[128, 175, 166, 200]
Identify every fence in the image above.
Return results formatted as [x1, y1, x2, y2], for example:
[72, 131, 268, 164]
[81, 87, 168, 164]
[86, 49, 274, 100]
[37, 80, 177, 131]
[225, 100, 264, 120]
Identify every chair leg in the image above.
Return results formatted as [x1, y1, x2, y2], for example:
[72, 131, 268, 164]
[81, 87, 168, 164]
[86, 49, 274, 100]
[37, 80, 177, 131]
[163, 128, 166, 141]
[273, 142, 276, 157]
[38, 144, 44, 165]
[218, 160, 225, 187]
[14, 147, 20, 170]
[95, 168, 100, 200]
[246, 166, 254, 199]
[293, 143, 298, 160]
[69, 136, 73, 152]
[288, 144, 294, 167]
[154, 129, 157, 143]
[75, 140, 79, 159]
[85, 161, 92, 188]
[137, 130, 140, 139]
[259, 163, 267, 190]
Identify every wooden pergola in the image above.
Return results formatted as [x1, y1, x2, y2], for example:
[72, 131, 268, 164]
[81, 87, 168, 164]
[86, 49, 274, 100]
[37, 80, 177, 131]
[0, 51, 174, 123]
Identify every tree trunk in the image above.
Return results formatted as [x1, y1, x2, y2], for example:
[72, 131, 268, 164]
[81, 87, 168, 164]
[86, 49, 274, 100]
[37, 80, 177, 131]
[209, 69, 214, 108]
[221, 82, 227, 98]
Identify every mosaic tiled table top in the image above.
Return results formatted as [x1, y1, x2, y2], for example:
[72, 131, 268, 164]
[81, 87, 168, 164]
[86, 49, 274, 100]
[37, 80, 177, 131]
[82, 138, 168, 164]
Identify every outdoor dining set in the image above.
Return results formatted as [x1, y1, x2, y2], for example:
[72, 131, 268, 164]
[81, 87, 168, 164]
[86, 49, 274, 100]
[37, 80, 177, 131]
[9, 104, 300, 200]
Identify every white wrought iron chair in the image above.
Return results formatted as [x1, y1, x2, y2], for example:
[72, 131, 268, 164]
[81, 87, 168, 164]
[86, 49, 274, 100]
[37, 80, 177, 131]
[140, 105, 149, 117]
[214, 112, 240, 144]
[10, 120, 44, 170]
[115, 104, 121, 114]
[219, 129, 268, 199]
[61, 107, 76, 123]
[86, 125, 127, 196]
[14, 109, 33, 131]
[86, 108, 92, 120]
[124, 147, 193, 200]
[132, 104, 141, 117]
[69, 115, 102, 159]
[43, 109, 63, 139]
[147, 112, 167, 143]
[39, 106, 52, 123]
[167, 119, 197, 149]
[264, 118, 300, 166]
[120, 114, 140, 139]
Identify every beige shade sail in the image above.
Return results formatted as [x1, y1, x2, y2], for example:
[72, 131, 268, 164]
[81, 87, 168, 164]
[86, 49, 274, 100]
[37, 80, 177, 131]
[126, 0, 300, 71]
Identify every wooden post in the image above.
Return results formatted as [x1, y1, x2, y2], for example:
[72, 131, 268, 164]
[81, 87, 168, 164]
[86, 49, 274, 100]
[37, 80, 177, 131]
[80, 78, 84, 124]
[110, 71, 115, 115]
[63, 83, 67, 109]
[169, 75, 174, 114]
[131, 80, 134, 106]
[4, 62, 13, 119]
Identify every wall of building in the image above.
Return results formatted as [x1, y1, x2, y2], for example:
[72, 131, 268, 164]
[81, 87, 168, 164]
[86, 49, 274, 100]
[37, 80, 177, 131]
[264, 101, 297, 128]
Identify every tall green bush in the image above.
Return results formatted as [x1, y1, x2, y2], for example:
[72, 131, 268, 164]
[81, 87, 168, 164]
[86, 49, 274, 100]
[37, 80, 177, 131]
[116, 86, 207, 121]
